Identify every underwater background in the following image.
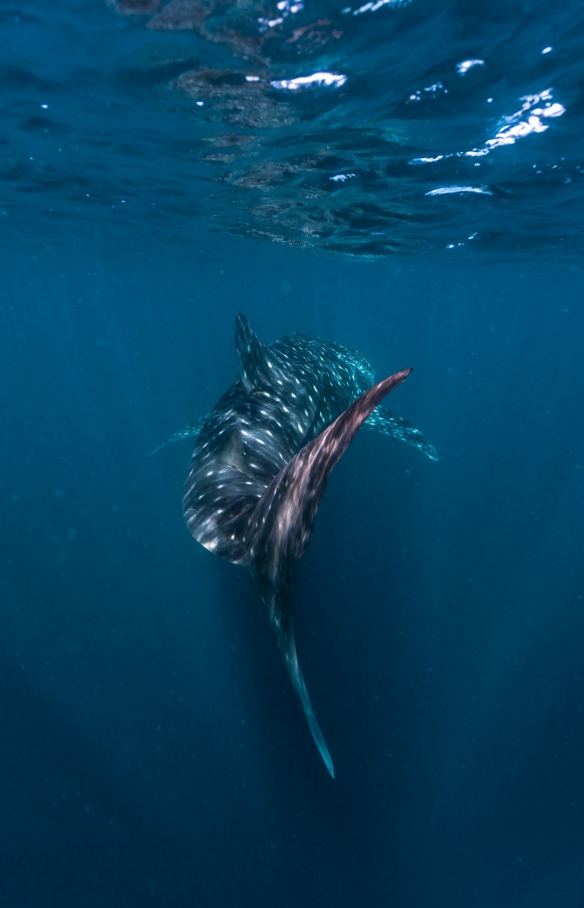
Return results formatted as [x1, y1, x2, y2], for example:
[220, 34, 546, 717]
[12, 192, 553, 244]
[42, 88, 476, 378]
[2, 1, 584, 905]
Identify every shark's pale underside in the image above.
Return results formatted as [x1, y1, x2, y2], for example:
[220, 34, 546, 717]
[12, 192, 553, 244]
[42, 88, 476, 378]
[162, 314, 437, 777]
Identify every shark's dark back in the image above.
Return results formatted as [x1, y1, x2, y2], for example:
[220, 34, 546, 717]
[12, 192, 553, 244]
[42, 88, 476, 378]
[270, 331, 376, 441]
[183, 316, 377, 562]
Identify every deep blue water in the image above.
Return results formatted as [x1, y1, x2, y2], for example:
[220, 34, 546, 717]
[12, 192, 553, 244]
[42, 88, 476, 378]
[2, 2, 584, 906]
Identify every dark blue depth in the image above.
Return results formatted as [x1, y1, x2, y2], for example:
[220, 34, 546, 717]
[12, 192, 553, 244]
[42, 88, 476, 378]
[1, 1, 584, 907]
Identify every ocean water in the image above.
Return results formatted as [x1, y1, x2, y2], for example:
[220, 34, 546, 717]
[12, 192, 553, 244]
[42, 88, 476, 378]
[2, 1, 584, 906]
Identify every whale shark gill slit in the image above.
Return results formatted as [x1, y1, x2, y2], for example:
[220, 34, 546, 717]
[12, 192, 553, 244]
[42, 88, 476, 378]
[218, 429, 255, 478]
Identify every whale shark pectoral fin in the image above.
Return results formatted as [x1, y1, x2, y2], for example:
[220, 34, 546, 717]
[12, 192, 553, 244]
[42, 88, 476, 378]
[248, 369, 412, 775]
[148, 415, 209, 458]
[218, 429, 255, 478]
[365, 406, 438, 461]
[234, 313, 277, 396]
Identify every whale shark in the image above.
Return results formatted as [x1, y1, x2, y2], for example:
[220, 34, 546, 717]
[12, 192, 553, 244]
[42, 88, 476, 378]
[171, 314, 437, 777]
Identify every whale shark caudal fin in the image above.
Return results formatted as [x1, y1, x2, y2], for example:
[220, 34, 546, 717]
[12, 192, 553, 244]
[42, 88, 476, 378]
[263, 584, 335, 778]
[248, 368, 412, 777]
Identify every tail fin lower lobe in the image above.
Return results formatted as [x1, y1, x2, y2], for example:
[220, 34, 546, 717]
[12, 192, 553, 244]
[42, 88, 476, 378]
[248, 369, 412, 776]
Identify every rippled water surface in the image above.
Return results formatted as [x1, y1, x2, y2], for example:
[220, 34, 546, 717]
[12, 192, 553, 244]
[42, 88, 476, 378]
[2, 0, 583, 255]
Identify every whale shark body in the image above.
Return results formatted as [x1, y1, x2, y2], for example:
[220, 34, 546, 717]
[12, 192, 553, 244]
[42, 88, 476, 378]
[174, 314, 436, 777]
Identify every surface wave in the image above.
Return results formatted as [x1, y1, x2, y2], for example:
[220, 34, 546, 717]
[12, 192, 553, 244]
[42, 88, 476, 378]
[1, 0, 583, 257]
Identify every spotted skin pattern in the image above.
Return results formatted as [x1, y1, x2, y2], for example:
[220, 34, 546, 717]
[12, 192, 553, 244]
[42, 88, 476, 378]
[182, 314, 436, 776]
[153, 404, 438, 465]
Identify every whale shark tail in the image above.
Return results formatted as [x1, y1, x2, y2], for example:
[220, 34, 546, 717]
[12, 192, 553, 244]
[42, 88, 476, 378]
[260, 583, 335, 778]
[249, 368, 412, 776]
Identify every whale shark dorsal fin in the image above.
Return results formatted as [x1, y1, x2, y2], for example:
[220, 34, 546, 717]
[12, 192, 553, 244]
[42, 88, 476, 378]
[218, 429, 254, 478]
[235, 313, 277, 395]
